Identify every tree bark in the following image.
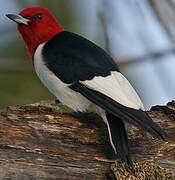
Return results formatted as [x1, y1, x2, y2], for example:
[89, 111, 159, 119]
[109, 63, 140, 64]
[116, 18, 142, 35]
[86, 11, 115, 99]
[0, 100, 174, 179]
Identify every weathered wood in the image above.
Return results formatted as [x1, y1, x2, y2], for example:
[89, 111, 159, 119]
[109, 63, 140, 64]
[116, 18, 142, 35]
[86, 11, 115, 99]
[0, 100, 174, 179]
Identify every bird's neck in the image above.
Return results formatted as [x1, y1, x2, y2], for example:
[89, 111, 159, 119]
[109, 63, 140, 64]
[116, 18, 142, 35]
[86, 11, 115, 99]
[18, 26, 64, 66]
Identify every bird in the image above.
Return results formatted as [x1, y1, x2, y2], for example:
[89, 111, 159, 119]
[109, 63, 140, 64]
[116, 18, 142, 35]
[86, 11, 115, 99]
[6, 7, 165, 170]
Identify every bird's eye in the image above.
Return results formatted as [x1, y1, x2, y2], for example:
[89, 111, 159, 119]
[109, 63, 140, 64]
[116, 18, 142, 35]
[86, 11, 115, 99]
[36, 14, 43, 20]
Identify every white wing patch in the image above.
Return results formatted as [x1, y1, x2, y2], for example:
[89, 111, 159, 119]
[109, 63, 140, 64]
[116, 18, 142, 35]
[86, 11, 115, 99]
[81, 71, 144, 110]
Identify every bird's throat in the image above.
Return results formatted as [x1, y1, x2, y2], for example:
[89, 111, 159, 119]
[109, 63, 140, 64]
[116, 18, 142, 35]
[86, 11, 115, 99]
[18, 25, 64, 66]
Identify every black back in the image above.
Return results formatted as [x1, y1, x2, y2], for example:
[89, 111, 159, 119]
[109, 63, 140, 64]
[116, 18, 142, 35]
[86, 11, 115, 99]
[42, 31, 119, 84]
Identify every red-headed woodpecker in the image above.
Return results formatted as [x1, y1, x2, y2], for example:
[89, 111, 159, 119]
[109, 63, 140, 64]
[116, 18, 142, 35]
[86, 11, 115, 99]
[6, 7, 165, 170]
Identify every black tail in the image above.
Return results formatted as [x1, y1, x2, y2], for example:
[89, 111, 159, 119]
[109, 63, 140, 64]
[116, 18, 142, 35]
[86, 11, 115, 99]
[70, 82, 166, 171]
[106, 112, 134, 170]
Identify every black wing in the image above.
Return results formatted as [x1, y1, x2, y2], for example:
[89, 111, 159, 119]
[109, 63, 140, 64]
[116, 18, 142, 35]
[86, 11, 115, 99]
[70, 82, 165, 140]
[42, 31, 119, 84]
[42, 30, 165, 140]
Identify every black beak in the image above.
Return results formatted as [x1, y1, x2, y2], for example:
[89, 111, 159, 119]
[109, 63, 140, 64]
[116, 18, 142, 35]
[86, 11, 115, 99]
[6, 14, 31, 25]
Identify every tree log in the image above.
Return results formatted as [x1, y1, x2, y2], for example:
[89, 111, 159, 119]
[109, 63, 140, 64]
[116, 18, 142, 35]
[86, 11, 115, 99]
[0, 100, 174, 179]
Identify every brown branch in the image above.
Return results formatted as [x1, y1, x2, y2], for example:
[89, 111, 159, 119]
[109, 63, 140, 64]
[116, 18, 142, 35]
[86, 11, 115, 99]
[116, 48, 175, 66]
[1, 46, 175, 72]
[0, 100, 174, 179]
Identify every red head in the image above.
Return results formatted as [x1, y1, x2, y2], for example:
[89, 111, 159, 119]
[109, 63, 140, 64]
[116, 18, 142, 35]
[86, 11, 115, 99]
[6, 7, 64, 62]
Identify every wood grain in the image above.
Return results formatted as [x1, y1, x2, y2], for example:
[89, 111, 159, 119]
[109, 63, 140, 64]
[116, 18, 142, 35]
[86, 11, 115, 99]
[0, 100, 174, 179]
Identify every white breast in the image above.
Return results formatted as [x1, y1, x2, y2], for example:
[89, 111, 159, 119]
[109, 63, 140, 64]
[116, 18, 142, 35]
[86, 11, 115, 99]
[34, 43, 92, 112]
